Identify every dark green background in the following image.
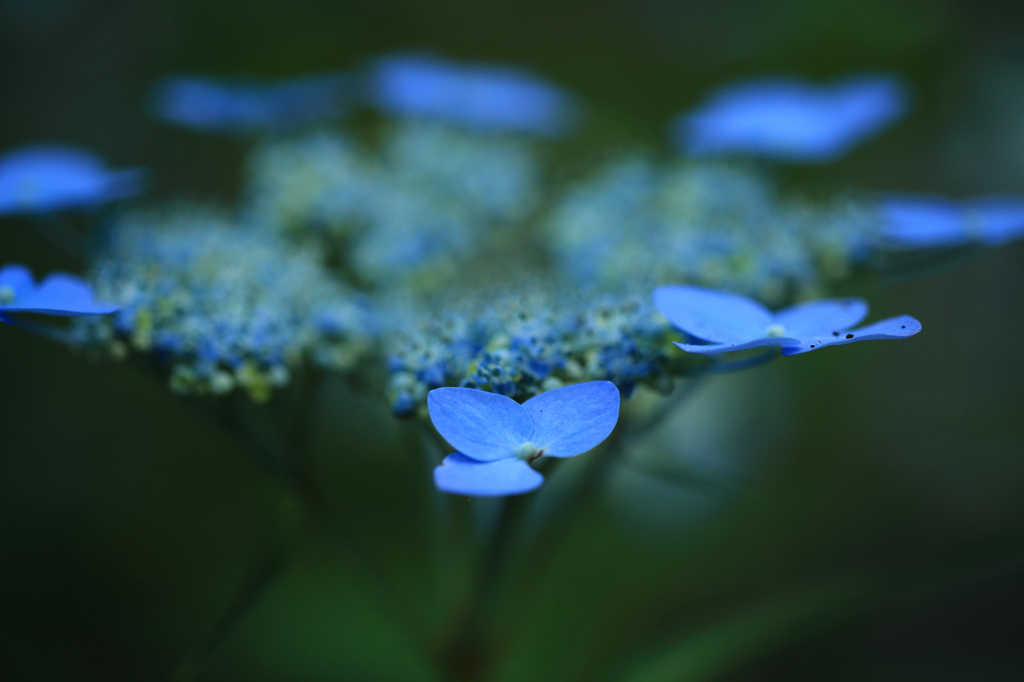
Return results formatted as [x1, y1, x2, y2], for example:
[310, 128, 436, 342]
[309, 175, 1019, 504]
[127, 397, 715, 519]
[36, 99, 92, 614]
[2, 1, 1024, 679]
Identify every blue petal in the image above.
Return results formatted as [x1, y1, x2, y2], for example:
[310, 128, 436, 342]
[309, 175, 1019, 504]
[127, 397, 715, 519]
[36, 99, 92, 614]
[774, 298, 868, 338]
[0, 145, 143, 214]
[654, 285, 774, 344]
[523, 381, 620, 458]
[0, 264, 34, 295]
[427, 387, 533, 462]
[675, 74, 907, 162]
[5, 273, 118, 316]
[367, 53, 579, 137]
[434, 453, 544, 497]
[673, 336, 798, 354]
[151, 73, 351, 134]
[968, 198, 1024, 246]
[781, 315, 922, 355]
[880, 197, 970, 248]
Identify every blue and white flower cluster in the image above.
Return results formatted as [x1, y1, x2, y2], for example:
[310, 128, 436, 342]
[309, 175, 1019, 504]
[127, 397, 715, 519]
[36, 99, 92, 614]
[383, 286, 680, 418]
[75, 208, 371, 401]
[59, 56, 946, 415]
[245, 121, 543, 292]
[544, 157, 878, 304]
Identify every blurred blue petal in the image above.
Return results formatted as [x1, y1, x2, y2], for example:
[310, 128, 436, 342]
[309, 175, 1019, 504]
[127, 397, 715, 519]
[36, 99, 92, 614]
[0, 264, 118, 321]
[0, 145, 143, 214]
[151, 73, 352, 134]
[881, 196, 1024, 248]
[653, 285, 775, 344]
[774, 299, 868, 338]
[433, 453, 544, 497]
[880, 197, 971, 248]
[781, 315, 922, 355]
[367, 53, 580, 136]
[973, 198, 1024, 245]
[11, 274, 119, 316]
[427, 387, 532, 462]
[674, 74, 908, 162]
[523, 381, 620, 458]
[0, 263, 33, 293]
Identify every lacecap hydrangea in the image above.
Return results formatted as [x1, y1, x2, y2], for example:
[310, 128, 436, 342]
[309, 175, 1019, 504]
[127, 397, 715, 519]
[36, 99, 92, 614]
[67, 59, 942, 415]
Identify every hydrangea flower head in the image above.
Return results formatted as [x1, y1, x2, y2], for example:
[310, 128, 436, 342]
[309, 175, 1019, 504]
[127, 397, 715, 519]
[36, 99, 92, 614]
[151, 73, 352, 134]
[0, 145, 143, 215]
[74, 209, 370, 401]
[367, 53, 580, 137]
[384, 286, 675, 415]
[673, 74, 908, 162]
[653, 285, 920, 356]
[0, 264, 118, 324]
[428, 381, 620, 496]
[881, 196, 1024, 248]
[543, 155, 881, 303]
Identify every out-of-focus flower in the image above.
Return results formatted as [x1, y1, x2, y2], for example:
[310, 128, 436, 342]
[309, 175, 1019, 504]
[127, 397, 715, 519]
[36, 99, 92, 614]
[653, 284, 920, 355]
[74, 208, 371, 401]
[428, 381, 620, 496]
[881, 196, 1024, 248]
[151, 73, 353, 134]
[0, 264, 118, 324]
[0, 146, 143, 215]
[673, 74, 908, 162]
[244, 132, 378, 238]
[245, 123, 543, 292]
[366, 53, 580, 136]
[543, 156, 879, 303]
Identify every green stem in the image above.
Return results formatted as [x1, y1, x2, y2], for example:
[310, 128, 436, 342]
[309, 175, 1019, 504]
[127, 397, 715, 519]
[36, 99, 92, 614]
[618, 457, 739, 496]
[623, 378, 704, 438]
[477, 460, 559, 613]
[292, 458, 433, 653]
[175, 370, 433, 677]
[275, 376, 435, 657]
[429, 379, 708, 678]
[497, 381, 705, 651]
[172, 534, 292, 681]
[438, 457, 560, 681]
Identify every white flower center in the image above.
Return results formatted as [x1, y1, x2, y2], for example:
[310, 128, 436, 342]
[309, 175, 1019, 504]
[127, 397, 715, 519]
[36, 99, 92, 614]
[764, 323, 787, 338]
[0, 285, 16, 305]
[515, 441, 540, 460]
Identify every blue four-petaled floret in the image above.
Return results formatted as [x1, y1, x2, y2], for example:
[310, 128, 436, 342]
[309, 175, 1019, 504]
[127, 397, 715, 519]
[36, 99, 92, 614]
[427, 381, 620, 496]
[653, 284, 920, 356]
